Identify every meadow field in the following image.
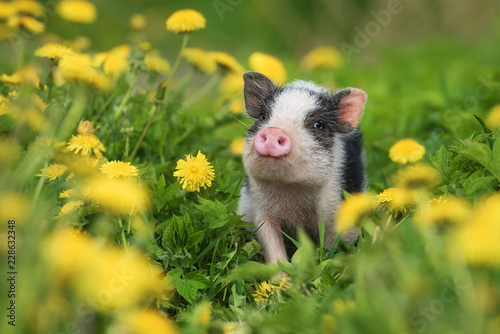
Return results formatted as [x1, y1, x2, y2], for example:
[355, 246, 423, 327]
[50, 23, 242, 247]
[1, 1, 500, 333]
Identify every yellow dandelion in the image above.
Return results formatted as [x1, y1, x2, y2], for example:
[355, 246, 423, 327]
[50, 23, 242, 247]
[59, 188, 77, 199]
[450, 194, 500, 266]
[0, 193, 31, 223]
[71, 36, 91, 52]
[102, 52, 129, 78]
[0, 138, 20, 166]
[173, 150, 215, 192]
[58, 0, 97, 24]
[0, 65, 40, 88]
[115, 309, 178, 334]
[67, 133, 106, 158]
[0, 94, 11, 115]
[389, 138, 426, 164]
[395, 163, 441, 192]
[82, 176, 149, 215]
[138, 41, 151, 51]
[375, 187, 408, 214]
[35, 43, 73, 61]
[249, 52, 287, 86]
[229, 98, 244, 114]
[229, 137, 245, 156]
[130, 13, 146, 31]
[301, 46, 345, 71]
[335, 193, 375, 233]
[0, 2, 16, 20]
[278, 277, 291, 290]
[165, 9, 206, 34]
[8, 15, 45, 34]
[12, 0, 44, 17]
[253, 281, 277, 304]
[211, 51, 245, 74]
[415, 196, 472, 227]
[56, 152, 100, 176]
[144, 51, 171, 74]
[218, 72, 244, 98]
[59, 53, 111, 90]
[194, 302, 211, 326]
[182, 48, 217, 75]
[56, 200, 84, 218]
[76, 120, 97, 134]
[100, 160, 139, 179]
[43, 230, 165, 310]
[486, 104, 500, 129]
[37, 164, 73, 180]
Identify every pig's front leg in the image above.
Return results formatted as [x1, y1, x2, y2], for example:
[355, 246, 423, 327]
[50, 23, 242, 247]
[256, 218, 288, 265]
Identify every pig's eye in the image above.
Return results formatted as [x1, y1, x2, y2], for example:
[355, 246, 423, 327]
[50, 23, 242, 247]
[313, 121, 324, 130]
[260, 112, 268, 121]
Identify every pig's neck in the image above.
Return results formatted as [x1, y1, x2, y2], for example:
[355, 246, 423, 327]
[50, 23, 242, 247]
[249, 177, 342, 229]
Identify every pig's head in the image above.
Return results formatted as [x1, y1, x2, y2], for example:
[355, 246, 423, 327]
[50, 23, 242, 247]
[242, 71, 367, 186]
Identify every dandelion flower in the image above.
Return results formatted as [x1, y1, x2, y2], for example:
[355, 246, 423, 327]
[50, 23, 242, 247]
[0, 193, 31, 223]
[194, 302, 211, 326]
[165, 9, 206, 34]
[389, 138, 426, 164]
[100, 160, 139, 179]
[335, 193, 375, 233]
[173, 150, 215, 192]
[139, 41, 151, 51]
[301, 46, 345, 71]
[253, 281, 277, 304]
[71, 36, 91, 51]
[114, 309, 178, 334]
[229, 137, 245, 156]
[0, 65, 40, 88]
[67, 133, 106, 158]
[229, 98, 244, 114]
[0, 2, 16, 19]
[249, 52, 287, 86]
[56, 200, 84, 218]
[486, 104, 500, 129]
[450, 194, 500, 266]
[83, 176, 149, 215]
[12, 0, 44, 17]
[59, 189, 77, 199]
[211, 51, 245, 73]
[59, 53, 111, 90]
[76, 120, 97, 134]
[9, 15, 45, 34]
[102, 51, 129, 78]
[37, 164, 73, 180]
[218, 72, 244, 98]
[58, 0, 97, 24]
[35, 43, 73, 61]
[130, 13, 146, 31]
[144, 51, 171, 74]
[415, 196, 472, 227]
[183, 48, 217, 75]
[375, 187, 408, 214]
[395, 163, 441, 192]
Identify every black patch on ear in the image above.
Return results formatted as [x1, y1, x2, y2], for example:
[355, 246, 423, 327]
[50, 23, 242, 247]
[246, 86, 281, 137]
[243, 72, 279, 118]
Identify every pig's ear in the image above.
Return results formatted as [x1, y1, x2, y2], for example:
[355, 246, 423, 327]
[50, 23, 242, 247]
[335, 88, 367, 133]
[243, 72, 277, 118]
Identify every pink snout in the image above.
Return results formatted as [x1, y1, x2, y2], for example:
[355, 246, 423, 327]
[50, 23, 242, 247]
[253, 127, 292, 157]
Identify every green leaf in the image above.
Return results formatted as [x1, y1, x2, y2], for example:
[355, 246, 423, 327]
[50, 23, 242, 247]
[242, 240, 261, 259]
[196, 197, 229, 229]
[430, 145, 448, 172]
[156, 180, 182, 212]
[167, 269, 207, 304]
[228, 261, 280, 281]
[473, 114, 492, 134]
[493, 139, 500, 161]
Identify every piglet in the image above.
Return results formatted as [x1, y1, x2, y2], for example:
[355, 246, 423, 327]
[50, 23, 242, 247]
[238, 72, 367, 264]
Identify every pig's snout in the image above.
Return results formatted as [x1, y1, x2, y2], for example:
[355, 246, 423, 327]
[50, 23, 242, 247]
[253, 127, 292, 157]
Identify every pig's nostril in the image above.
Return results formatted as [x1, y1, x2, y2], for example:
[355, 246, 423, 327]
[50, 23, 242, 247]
[278, 138, 286, 146]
